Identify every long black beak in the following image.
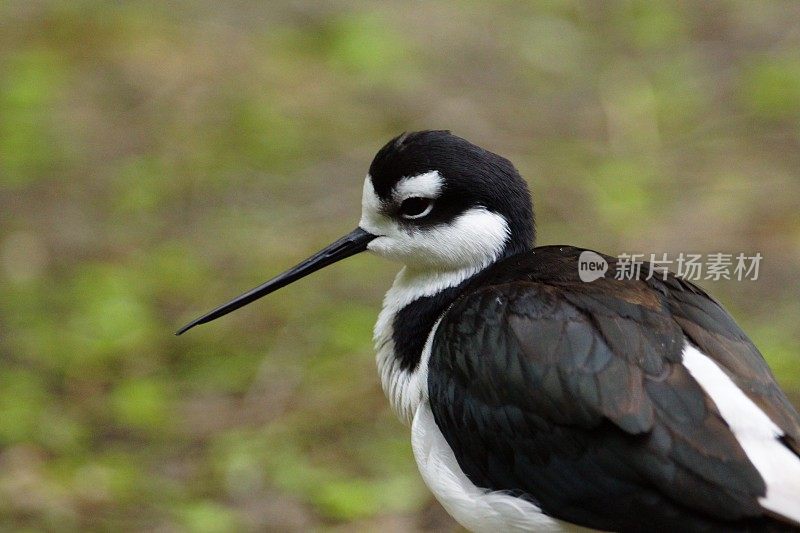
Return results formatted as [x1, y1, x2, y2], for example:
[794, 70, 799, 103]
[176, 227, 376, 335]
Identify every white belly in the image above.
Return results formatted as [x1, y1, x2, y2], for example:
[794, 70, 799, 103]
[411, 402, 570, 532]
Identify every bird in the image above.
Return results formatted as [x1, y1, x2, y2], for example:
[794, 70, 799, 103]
[177, 130, 800, 532]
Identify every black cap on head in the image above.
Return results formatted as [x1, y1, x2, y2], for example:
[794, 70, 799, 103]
[368, 130, 535, 255]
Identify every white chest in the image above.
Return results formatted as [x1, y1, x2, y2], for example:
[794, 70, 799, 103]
[374, 265, 478, 425]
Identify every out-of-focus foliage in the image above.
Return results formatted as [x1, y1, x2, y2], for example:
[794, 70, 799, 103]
[1, 1, 799, 530]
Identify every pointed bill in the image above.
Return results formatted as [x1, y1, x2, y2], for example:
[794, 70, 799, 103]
[176, 227, 376, 335]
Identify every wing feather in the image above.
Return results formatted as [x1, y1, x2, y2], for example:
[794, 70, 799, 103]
[427, 248, 800, 531]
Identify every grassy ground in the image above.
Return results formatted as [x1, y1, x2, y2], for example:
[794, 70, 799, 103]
[1, 1, 799, 530]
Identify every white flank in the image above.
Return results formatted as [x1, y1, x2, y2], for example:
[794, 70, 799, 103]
[682, 343, 800, 524]
[412, 402, 565, 532]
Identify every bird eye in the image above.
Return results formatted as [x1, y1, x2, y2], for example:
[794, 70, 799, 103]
[400, 197, 434, 219]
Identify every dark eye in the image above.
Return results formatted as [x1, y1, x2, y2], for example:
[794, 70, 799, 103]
[400, 197, 434, 219]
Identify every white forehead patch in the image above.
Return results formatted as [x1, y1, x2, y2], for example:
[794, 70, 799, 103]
[361, 175, 381, 214]
[394, 170, 444, 201]
[359, 176, 386, 236]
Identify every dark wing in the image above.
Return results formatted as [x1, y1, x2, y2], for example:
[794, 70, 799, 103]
[656, 272, 800, 449]
[427, 246, 800, 532]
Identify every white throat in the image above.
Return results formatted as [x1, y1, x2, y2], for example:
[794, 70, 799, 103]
[374, 264, 483, 424]
[359, 172, 512, 423]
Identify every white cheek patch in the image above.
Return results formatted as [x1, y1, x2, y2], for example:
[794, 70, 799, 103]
[394, 170, 444, 201]
[359, 173, 510, 271]
[368, 207, 510, 270]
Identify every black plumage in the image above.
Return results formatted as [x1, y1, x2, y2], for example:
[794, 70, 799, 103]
[366, 132, 800, 530]
[391, 284, 468, 372]
[178, 130, 800, 532]
[427, 246, 800, 532]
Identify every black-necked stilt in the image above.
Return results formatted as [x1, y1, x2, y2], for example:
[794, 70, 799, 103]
[178, 131, 800, 532]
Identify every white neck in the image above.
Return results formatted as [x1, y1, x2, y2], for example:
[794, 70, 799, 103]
[374, 264, 483, 424]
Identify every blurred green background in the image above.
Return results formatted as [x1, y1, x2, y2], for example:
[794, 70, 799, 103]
[2, 1, 799, 531]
